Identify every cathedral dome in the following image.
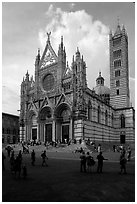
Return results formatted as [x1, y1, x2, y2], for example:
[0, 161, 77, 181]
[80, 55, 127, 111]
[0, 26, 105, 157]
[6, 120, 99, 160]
[94, 72, 110, 102]
[94, 85, 110, 95]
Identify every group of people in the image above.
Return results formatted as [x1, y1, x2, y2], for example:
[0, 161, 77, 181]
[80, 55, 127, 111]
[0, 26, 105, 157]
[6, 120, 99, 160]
[80, 151, 107, 173]
[5, 149, 27, 178]
[2, 147, 49, 179]
[80, 144, 132, 174]
[3, 142, 132, 178]
[31, 150, 48, 167]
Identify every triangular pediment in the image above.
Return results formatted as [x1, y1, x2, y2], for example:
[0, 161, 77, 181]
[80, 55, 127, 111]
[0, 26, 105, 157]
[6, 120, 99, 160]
[28, 101, 38, 111]
[41, 95, 52, 109]
[40, 37, 58, 69]
[56, 93, 66, 106]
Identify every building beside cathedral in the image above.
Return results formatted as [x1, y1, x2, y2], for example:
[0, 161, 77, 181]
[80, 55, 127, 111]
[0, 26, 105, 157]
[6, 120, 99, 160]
[19, 23, 135, 144]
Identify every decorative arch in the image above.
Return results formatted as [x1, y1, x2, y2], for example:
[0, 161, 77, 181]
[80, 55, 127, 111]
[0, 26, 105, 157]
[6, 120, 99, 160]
[54, 103, 71, 120]
[28, 110, 37, 123]
[39, 106, 52, 121]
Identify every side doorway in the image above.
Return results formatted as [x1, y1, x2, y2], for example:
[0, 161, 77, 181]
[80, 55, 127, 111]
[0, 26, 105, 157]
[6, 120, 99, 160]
[62, 124, 69, 143]
[32, 128, 37, 142]
[45, 124, 52, 143]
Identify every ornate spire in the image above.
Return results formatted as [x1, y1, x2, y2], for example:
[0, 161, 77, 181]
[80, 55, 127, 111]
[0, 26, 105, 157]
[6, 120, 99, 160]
[61, 36, 63, 49]
[26, 70, 29, 81]
[37, 48, 40, 60]
[47, 31, 51, 42]
[122, 24, 126, 35]
[115, 17, 122, 35]
[76, 47, 80, 59]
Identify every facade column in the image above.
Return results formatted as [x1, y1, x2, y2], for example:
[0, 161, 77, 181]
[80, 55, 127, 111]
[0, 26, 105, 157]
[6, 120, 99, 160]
[52, 119, 56, 142]
[37, 123, 40, 141]
[41, 123, 44, 142]
[25, 125, 27, 141]
[69, 118, 73, 140]
[39, 123, 41, 141]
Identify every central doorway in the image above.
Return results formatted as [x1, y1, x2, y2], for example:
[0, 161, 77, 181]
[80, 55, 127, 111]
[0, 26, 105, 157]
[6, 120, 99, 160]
[32, 128, 37, 142]
[45, 124, 52, 142]
[62, 124, 69, 143]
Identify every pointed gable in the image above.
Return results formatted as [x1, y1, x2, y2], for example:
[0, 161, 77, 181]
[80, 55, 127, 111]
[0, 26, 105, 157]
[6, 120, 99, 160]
[40, 32, 58, 69]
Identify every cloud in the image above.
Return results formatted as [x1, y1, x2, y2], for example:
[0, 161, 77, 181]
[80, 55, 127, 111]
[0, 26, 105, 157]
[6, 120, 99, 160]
[39, 4, 110, 90]
[2, 85, 20, 115]
[2, 63, 28, 115]
[39, 4, 135, 107]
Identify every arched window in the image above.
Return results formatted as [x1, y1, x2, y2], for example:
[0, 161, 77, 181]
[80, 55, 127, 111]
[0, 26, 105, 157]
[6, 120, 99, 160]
[98, 106, 100, 123]
[121, 114, 125, 128]
[105, 110, 108, 125]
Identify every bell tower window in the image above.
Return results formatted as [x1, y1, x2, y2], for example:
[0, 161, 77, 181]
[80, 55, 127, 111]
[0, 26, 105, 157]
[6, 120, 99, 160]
[116, 80, 120, 87]
[113, 37, 121, 46]
[117, 89, 119, 95]
[115, 70, 120, 77]
[113, 49, 121, 58]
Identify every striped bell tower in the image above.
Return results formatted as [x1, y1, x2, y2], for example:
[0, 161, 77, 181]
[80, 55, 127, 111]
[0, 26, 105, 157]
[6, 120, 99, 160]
[109, 21, 130, 108]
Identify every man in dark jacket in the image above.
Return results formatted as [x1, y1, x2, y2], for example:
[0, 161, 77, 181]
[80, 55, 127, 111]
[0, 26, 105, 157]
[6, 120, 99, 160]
[97, 152, 108, 173]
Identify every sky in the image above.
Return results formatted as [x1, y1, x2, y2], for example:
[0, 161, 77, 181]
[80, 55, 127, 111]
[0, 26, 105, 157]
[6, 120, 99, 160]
[2, 2, 135, 115]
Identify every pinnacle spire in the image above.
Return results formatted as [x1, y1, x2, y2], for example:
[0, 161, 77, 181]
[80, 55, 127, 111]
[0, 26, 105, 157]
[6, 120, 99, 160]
[115, 17, 122, 35]
[47, 31, 51, 42]
[76, 47, 80, 59]
[61, 36, 63, 49]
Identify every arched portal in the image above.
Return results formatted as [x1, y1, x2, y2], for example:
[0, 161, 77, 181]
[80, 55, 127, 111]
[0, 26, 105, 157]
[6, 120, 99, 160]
[27, 111, 38, 142]
[39, 106, 53, 143]
[55, 103, 71, 143]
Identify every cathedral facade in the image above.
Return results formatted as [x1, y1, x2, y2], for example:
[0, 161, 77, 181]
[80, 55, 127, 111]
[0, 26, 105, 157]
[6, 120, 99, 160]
[19, 23, 135, 144]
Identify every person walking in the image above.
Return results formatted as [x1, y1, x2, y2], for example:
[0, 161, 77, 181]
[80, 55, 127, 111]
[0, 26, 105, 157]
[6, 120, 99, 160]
[80, 151, 86, 173]
[31, 150, 36, 166]
[41, 150, 48, 167]
[96, 152, 108, 173]
[120, 152, 127, 174]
